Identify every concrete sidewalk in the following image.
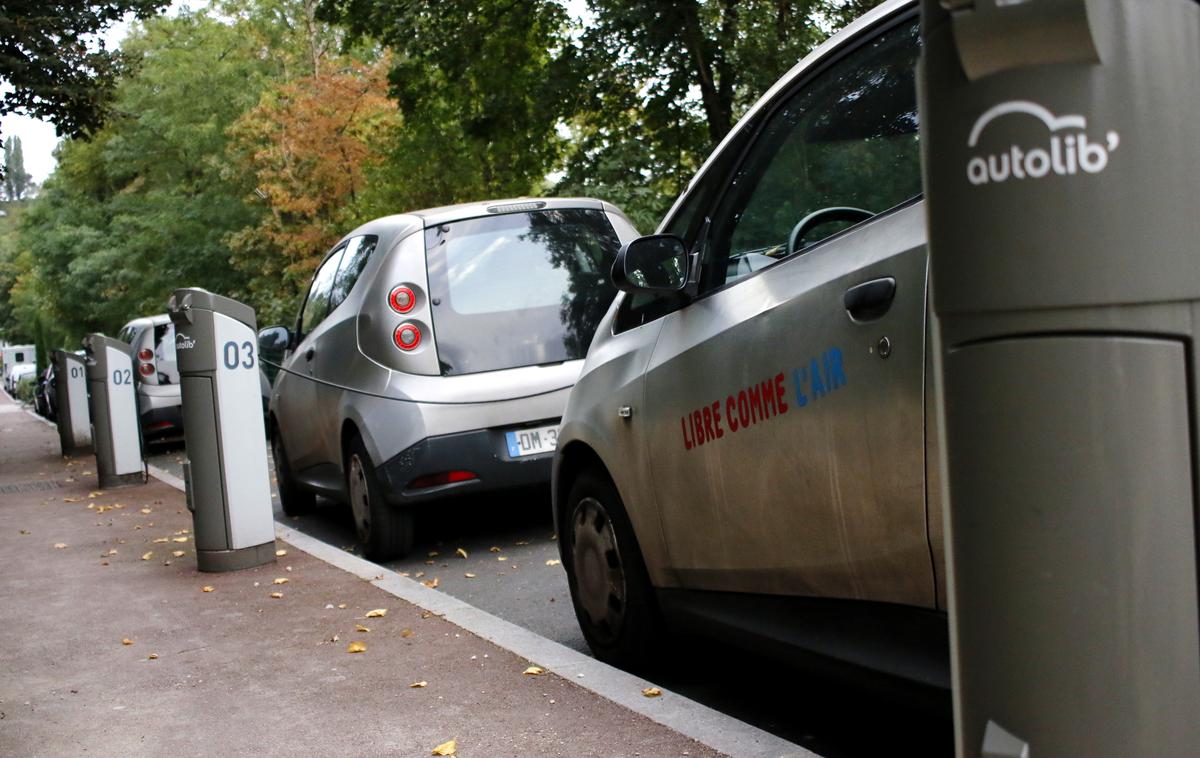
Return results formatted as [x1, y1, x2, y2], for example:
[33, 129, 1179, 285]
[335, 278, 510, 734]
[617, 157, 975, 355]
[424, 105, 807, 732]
[0, 394, 723, 757]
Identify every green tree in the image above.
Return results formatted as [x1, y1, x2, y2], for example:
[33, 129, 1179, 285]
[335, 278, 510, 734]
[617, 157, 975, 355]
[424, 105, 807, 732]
[0, 0, 169, 141]
[3, 137, 33, 200]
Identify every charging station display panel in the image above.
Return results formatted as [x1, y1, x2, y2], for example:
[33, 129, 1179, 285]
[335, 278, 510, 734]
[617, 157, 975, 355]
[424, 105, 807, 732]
[105, 345, 142, 476]
[212, 312, 275, 549]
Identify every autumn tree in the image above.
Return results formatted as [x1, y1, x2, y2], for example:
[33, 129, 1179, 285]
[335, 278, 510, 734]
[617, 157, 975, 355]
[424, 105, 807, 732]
[226, 59, 399, 324]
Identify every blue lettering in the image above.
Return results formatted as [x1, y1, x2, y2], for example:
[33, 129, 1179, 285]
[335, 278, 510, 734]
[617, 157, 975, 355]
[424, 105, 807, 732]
[792, 368, 808, 408]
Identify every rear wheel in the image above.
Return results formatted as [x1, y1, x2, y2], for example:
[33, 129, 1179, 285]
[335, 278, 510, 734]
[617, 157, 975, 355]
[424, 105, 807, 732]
[347, 436, 414, 561]
[272, 427, 315, 517]
[563, 467, 659, 667]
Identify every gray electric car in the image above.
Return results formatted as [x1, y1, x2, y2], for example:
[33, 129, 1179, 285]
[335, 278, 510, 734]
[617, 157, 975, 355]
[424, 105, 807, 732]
[119, 314, 183, 441]
[262, 198, 638, 560]
[553, 0, 949, 688]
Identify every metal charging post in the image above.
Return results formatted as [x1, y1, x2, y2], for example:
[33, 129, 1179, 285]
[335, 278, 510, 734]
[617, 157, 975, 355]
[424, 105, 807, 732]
[920, 1, 1200, 756]
[81, 334, 146, 488]
[53, 349, 92, 456]
[168, 288, 275, 572]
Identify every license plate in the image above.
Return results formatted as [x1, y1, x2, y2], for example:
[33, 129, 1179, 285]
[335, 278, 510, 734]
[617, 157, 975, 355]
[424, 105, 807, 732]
[505, 424, 559, 458]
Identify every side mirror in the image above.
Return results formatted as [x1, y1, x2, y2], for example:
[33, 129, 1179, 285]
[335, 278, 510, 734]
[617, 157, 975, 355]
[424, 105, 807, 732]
[258, 325, 292, 354]
[611, 234, 690, 295]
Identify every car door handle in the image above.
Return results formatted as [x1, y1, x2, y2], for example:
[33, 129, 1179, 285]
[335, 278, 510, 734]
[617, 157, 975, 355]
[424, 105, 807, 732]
[844, 277, 896, 323]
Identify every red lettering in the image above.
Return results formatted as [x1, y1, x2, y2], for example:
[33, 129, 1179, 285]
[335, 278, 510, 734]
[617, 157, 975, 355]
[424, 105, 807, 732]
[681, 416, 693, 450]
[774, 372, 788, 414]
[748, 384, 763, 424]
[711, 401, 724, 438]
[737, 390, 750, 428]
[702, 405, 716, 443]
[760, 378, 776, 417]
[726, 396, 738, 432]
[693, 410, 705, 445]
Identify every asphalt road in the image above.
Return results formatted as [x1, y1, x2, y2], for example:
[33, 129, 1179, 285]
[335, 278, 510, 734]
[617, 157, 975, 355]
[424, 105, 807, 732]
[144, 440, 953, 757]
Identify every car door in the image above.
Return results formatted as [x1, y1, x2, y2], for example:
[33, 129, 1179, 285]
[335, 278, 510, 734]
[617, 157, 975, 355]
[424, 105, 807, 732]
[276, 244, 345, 473]
[643, 15, 935, 608]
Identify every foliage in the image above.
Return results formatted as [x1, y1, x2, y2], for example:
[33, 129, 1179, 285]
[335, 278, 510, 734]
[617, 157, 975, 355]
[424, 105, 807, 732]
[226, 59, 399, 324]
[0, 0, 169, 141]
[3, 138, 34, 200]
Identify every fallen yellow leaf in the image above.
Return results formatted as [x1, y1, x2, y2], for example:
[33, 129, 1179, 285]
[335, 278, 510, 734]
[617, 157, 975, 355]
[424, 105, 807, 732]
[139, 507, 152, 515]
[545, 559, 561, 567]
[141, 552, 153, 560]
[148, 653, 158, 660]
[346, 641, 367, 654]
[122, 638, 134, 646]
[88, 491, 102, 498]
[431, 738, 457, 756]
[365, 608, 387, 618]
[19, 530, 31, 535]
[273, 577, 289, 585]
[106, 549, 118, 556]
[409, 680, 427, 688]
[355, 624, 370, 633]
[401, 628, 414, 638]
[54, 543, 68, 549]
[270, 592, 283, 599]
[428, 551, 439, 557]
[489, 546, 501, 553]
[171, 550, 185, 558]
[275, 549, 287, 557]
[337, 603, 347, 609]
[464, 573, 476, 579]
[523, 665, 545, 676]
[172, 537, 188, 543]
[153, 537, 169, 543]
[423, 577, 439, 589]
[456, 548, 468, 559]
[497, 556, 508, 561]
[642, 687, 662, 698]
[202, 586, 214, 593]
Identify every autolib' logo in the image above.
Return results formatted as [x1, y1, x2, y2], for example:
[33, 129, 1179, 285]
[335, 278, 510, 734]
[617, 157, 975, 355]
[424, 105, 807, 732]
[966, 100, 1119, 186]
[176, 334, 196, 350]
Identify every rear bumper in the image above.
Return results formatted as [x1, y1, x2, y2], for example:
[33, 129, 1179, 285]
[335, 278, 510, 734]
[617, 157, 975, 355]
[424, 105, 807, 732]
[376, 422, 557, 505]
[139, 401, 183, 438]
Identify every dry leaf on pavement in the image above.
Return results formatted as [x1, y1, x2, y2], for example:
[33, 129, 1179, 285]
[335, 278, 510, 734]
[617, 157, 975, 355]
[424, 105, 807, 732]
[431, 738, 457, 756]
[401, 628, 414, 638]
[202, 586, 214, 593]
[346, 641, 367, 654]
[489, 546, 501, 553]
[172, 537, 188, 543]
[275, 549, 287, 557]
[545, 559, 561, 567]
[409, 680, 427, 688]
[273, 577, 289, 585]
[153, 537, 168, 543]
[497, 556, 508, 561]
[54, 543, 68, 549]
[106, 549, 118, 556]
[464, 573, 476, 579]
[423, 577, 439, 589]
[642, 687, 663, 698]
[122, 638, 134, 646]
[140, 507, 152, 514]
[456, 548, 468, 559]
[355, 624, 370, 633]
[148, 653, 158, 660]
[141, 552, 153, 560]
[172, 550, 185, 558]
[365, 608, 387, 618]
[523, 666, 545, 676]
[270, 592, 283, 599]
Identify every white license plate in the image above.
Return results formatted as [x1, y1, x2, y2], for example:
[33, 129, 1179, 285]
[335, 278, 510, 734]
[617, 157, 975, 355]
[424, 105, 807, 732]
[505, 424, 559, 458]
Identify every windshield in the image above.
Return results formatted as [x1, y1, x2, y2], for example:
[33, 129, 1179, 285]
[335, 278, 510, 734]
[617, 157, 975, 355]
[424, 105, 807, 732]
[424, 208, 620, 376]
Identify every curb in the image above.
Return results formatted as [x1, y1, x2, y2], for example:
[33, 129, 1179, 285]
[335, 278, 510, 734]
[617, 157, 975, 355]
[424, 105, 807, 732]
[145, 462, 816, 758]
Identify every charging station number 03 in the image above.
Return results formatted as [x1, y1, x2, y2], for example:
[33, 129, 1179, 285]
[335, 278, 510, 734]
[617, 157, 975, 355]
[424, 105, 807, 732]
[222, 341, 256, 371]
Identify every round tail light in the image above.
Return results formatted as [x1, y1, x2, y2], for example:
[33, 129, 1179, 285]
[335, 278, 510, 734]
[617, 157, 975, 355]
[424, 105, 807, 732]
[388, 285, 416, 313]
[137, 348, 154, 361]
[138, 363, 155, 377]
[393, 323, 421, 351]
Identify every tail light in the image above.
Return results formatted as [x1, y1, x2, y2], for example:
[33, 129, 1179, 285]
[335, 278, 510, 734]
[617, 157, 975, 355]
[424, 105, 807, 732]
[137, 347, 155, 379]
[137, 348, 154, 361]
[388, 285, 416, 313]
[407, 471, 478, 490]
[138, 362, 155, 377]
[393, 323, 421, 351]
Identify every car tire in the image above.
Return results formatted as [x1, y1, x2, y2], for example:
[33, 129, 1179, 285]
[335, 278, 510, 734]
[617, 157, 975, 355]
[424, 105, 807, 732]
[272, 427, 315, 517]
[346, 435, 414, 561]
[563, 467, 659, 667]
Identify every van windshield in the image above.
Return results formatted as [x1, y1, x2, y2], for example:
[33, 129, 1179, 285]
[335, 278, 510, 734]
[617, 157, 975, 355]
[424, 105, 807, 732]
[424, 208, 621, 376]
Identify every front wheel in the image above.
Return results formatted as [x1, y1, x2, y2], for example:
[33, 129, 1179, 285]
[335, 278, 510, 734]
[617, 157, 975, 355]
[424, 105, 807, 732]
[563, 468, 659, 667]
[346, 436, 414, 561]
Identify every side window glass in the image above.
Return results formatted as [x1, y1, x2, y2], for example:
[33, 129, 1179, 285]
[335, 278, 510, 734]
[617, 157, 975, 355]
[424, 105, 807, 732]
[700, 19, 921, 296]
[329, 235, 378, 313]
[299, 246, 346, 337]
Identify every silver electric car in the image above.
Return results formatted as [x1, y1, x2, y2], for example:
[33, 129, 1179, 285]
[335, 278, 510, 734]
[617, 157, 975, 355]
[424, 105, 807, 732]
[262, 198, 638, 560]
[118, 314, 183, 441]
[553, 1, 948, 688]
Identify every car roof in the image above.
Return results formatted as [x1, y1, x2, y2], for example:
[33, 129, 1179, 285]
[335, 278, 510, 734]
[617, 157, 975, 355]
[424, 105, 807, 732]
[121, 313, 172, 332]
[655, 0, 915, 233]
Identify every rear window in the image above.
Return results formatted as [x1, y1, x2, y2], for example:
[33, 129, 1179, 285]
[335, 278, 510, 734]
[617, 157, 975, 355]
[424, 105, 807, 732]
[424, 208, 620, 376]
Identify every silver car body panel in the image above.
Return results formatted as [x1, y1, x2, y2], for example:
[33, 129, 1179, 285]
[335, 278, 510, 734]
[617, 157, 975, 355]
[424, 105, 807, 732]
[556, 0, 944, 610]
[271, 197, 638, 496]
[120, 313, 182, 423]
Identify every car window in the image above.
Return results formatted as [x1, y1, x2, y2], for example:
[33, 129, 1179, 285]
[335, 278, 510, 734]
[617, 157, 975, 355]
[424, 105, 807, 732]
[699, 18, 921, 296]
[299, 245, 346, 337]
[329, 235, 378, 313]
